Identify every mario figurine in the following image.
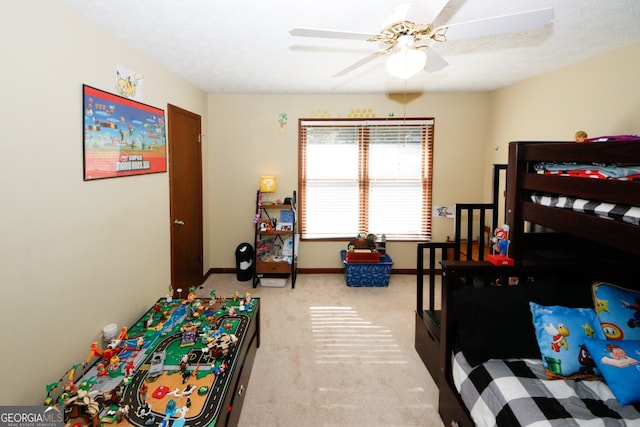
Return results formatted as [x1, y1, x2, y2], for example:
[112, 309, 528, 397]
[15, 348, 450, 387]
[492, 225, 510, 255]
[487, 224, 514, 266]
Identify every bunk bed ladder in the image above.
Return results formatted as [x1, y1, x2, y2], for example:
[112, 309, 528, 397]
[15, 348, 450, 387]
[415, 163, 506, 389]
[416, 164, 506, 324]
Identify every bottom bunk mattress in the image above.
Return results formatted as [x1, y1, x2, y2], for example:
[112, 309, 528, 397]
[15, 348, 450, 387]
[452, 351, 640, 426]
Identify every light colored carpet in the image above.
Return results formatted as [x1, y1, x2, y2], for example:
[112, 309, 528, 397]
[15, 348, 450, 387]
[197, 273, 443, 427]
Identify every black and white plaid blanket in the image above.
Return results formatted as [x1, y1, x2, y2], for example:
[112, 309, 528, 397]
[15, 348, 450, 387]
[530, 193, 640, 226]
[452, 351, 640, 427]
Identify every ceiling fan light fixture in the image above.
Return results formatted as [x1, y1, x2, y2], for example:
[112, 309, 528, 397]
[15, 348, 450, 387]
[386, 46, 426, 79]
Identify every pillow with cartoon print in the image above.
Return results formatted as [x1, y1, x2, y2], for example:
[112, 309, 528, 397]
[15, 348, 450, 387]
[592, 282, 640, 340]
[583, 338, 640, 405]
[530, 302, 605, 379]
[452, 277, 593, 367]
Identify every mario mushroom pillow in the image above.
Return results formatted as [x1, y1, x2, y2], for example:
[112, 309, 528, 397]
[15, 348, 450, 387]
[592, 282, 640, 341]
[530, 302, 605, 379]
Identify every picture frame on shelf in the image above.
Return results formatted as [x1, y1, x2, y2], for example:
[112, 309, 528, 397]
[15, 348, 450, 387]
[277, 223, 293, 231]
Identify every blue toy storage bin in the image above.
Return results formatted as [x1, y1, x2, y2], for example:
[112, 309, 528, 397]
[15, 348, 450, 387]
[340, 250, 393, 287]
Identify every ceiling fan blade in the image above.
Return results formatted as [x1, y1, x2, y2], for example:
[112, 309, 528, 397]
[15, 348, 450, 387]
[404, 0, 450, 24]
[436, 7, 554, 42]
[332, 52, 384, 77]
[289, 27, 376, 41]
[425, 48, 448, 72]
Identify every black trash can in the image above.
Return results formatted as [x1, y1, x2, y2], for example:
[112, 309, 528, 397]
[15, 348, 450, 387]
[235, 242, 254, 281]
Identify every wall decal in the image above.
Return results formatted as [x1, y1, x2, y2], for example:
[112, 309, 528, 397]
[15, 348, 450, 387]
[278, 113, 288, 133]
[115, 64, 144, 100]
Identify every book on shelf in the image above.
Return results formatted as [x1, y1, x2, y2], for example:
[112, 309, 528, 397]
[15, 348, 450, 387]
[282, 235, 299, 257]
[279, 209, 294, 223]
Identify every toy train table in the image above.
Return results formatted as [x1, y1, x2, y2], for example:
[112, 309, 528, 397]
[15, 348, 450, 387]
[45, 292, 260, 427]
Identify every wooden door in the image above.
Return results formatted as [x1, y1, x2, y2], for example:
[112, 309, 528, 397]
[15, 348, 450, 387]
[168, 104, 203, 293]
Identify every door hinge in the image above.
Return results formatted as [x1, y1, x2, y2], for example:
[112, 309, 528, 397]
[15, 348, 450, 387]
[198, 134, 202, 143]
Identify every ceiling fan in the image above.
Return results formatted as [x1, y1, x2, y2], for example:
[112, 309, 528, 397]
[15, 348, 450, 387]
[289, 0, 554, 79]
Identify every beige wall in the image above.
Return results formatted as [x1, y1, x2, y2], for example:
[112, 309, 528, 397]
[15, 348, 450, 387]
[207, 93, 490, 270]
[0, 1, 207, 404]
[206, 43, 639, 271]
[2, 0, 638, 406]
[487, 43, 640, 168]
[482, 43, 640, 203]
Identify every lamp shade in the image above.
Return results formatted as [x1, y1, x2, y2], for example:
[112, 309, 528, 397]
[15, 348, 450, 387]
[385, 46, 426, 79]
[260, 176, 277, 193]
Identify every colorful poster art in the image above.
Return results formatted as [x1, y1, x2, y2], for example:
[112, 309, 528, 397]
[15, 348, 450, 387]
[83, 85, 166, 180]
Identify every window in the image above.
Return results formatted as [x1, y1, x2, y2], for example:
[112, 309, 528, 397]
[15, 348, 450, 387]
[298, 118, 434, 241]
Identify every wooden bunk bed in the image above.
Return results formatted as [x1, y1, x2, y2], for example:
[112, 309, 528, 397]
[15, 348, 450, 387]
[506, 139, 640, 260]
[416, 139, 640, 426]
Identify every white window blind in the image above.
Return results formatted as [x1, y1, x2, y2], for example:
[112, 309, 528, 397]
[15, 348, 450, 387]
[299, 118, 434, 240]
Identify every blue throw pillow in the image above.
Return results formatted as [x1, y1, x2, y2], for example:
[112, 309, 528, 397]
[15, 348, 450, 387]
[592, 282, 640, 340]
[530, 302, 605, 379]
[583, 338, 640, 405]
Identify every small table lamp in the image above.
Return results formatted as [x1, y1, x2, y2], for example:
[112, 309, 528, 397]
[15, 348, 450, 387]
[260, 176, 277, 203]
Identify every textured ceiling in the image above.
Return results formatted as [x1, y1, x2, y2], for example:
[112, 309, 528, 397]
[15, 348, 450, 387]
[57, 0, 640, 94]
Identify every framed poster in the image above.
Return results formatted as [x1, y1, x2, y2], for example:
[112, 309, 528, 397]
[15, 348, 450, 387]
[82, 84, 166, 180]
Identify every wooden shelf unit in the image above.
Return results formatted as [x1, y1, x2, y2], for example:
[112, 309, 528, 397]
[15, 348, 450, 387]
[252, 190, 297, 288]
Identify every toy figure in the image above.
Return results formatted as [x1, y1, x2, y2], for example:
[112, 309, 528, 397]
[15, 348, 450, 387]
[96, 363, 108, 377]
[139, 383, 148, 404]
[165, 399, 177, 418]
[487, 224, 514, 266]
[179, 355, 188, 372]
[492, 225, 510, 255]
[104, 385, 122, 406]
[347, 236, 376, 252]
[575, 130, 588, 142]
[125, 360, 135, 377]
[186, 287, 197, 304]
[86, 326, 132, 366]
[180, 321, 199, 347]
[44, 382, 59, 406]
[117, 404, 129, 423]
[172, 408, 188, 427]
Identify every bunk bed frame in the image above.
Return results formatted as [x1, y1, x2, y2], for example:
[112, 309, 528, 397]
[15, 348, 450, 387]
[506, 140, 640, 259]
[417, 140, 640, 426]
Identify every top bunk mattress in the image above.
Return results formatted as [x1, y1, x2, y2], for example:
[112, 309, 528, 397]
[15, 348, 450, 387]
[534, 162, 640, 181]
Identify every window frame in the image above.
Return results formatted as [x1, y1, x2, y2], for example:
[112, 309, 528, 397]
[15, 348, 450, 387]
[298, 117, 434, 242]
